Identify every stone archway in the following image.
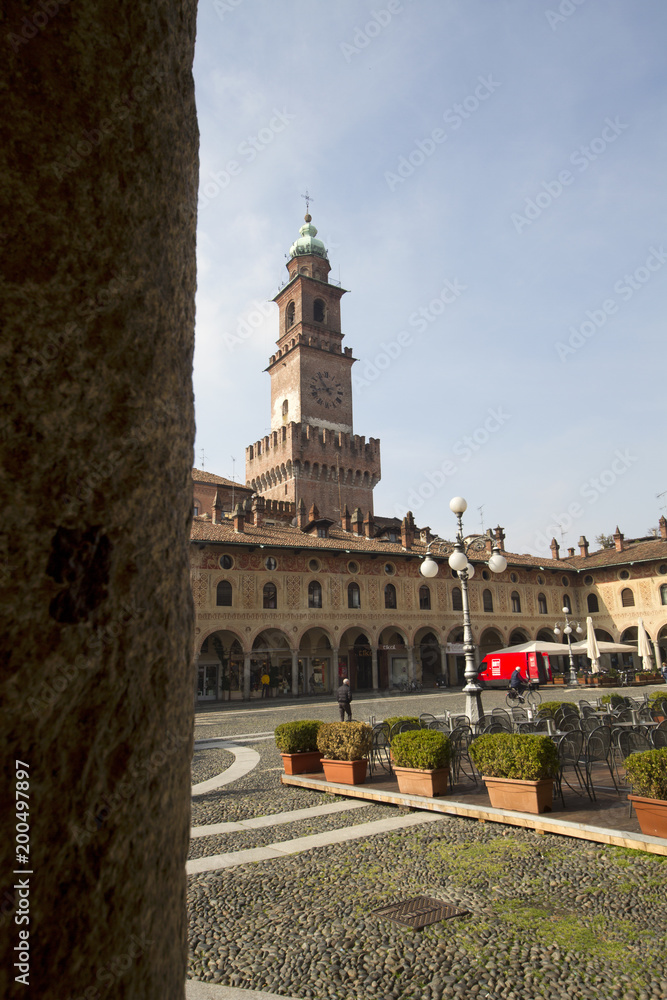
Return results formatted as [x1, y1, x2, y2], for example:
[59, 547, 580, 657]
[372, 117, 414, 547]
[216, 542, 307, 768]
[197, 629, 244, 701]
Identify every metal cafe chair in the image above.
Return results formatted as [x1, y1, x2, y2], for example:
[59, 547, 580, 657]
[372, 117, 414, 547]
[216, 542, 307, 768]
[419, 713, 438, 728]
[556, 731, 593, 805]
[584, 726, 620, 796]
[449, 725, 477, 786]
[427, 719, 451, 733]
[369, 723, 392, 776]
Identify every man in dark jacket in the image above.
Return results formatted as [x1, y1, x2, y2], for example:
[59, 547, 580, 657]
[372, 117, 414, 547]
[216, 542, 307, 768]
[337, 678, 352, 721]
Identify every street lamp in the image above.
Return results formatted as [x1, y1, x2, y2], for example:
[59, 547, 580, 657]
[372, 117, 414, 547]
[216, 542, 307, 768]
[553, 607, 583, 687]
[420, 496, 507, 726]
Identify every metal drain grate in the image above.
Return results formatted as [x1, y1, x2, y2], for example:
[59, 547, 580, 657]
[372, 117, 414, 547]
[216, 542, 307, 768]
[372, 896, 469, 929]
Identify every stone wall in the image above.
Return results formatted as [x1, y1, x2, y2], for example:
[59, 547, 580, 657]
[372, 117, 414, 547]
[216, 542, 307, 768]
[1, 2, 198, 998]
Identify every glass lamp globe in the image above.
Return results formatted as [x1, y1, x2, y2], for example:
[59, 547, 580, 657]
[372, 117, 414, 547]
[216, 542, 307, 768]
[562, 606, 569, 614]
[564, 625, 572, 634]
[488, 551, 507, 574]
[420, 554, 439, 579]
[449, 496, 467, 514]
[576, 625, 583, 634]
[448, 548, 468, 572]
[553, 627, 561, 635]
[459, 562, 475, 580]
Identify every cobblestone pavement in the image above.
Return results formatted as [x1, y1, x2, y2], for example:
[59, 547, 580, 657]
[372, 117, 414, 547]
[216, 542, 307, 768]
[188, 688, 667, 1000]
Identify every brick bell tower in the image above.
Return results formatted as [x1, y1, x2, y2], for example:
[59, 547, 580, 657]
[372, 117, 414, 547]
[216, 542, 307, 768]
[245, 211, 381, 522]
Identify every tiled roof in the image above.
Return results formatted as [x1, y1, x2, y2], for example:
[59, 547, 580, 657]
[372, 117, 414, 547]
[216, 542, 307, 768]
[192, 468, 252, 489]
[190, 517, 667, 572]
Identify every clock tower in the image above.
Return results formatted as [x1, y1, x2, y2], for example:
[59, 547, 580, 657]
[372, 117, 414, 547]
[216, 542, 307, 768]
[245, 213, 381, 521]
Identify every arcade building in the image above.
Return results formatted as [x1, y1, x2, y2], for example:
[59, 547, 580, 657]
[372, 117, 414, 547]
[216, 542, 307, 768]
[191, 215, 667, 701]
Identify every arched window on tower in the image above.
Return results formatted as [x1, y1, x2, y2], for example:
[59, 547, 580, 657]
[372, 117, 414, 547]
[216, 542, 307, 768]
[313, 298, 325, 322]
[384, 583, 397, 609]
[286, 301, 295, 329]
[282, 399, 289, 423]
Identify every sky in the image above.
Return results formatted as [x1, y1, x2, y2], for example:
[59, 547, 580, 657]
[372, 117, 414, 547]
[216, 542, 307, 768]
[192, 0, 666, 557]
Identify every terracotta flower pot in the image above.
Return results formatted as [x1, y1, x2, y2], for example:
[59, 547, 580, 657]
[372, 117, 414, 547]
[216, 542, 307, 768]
[280, 751, 323, 775]
[628, 795, 667, 838]
[321, 758, 367, 785]
[394, 766, 450, 797]
[483, 776, 554, 814]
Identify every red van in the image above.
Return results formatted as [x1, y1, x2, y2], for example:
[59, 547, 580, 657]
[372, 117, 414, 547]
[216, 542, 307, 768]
[477, 650, 553, 689]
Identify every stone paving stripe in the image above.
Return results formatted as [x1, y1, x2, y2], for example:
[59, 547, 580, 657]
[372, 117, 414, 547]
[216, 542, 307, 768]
[186, 980, 300, 1000]
[191, 744, 260, 796]
[186, 811, 444, 874]
[195, 735, 275, 748]
[190, 799, 367, 838]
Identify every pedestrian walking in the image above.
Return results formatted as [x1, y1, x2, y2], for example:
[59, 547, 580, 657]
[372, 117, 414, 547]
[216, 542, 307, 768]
[337, 678, 352, 721]
[261, 672, 270, 698]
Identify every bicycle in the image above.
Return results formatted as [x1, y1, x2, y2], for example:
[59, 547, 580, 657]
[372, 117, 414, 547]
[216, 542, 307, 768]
[505, 683, 541, 709]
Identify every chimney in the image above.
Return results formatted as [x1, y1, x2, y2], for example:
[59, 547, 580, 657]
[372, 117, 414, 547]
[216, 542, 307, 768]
[351, 507, 364, 536]
[484, 528, 494, 556]
[613, 526, 624, 552]
[363, 510, 374, 538]
[212, 489, 223, 525]
[252, 494, 265, 527]
[578, 535, 589, 558]
[341, 504, 351, 532]
[308, 502, 320, 524]
[659, 515, 667, 540]
[567, 547, 575, 558]
[296, 498, 307, 529]
[401, 511, 415, 549]
[233, 503, 244, 533]
[550, 537, 560, 560]
[493, 525, 506, 552]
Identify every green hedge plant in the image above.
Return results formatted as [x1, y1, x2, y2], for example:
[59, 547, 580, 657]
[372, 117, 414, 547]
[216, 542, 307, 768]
[317, 721, 373, 761]
[600, 694, 626, 708]
[469, 733, 559, 781]
[539, 700, 580, 717]
[391, 729, 451, 770]
[274, 720, 323, 754]
[624, 747, 667, 800]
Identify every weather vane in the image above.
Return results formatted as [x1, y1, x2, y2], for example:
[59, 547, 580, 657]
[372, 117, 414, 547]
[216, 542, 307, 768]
[301, 190, 314, 215]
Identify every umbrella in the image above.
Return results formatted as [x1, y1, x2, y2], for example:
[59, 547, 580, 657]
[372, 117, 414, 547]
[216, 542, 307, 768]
[585, 617, 601, 674]
[485, 639, 570, 657]
[570, 640, 636, 654]
[637, 618, 654, 672]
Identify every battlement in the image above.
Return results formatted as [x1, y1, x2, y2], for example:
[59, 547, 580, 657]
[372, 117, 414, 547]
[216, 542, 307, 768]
[246, 422, 381, 463]
[268, 335, 353, 366]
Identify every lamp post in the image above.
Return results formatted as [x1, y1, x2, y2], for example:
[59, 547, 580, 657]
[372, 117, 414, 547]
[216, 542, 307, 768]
[553, 608, 583, 687]
[419, 496, 507, 726]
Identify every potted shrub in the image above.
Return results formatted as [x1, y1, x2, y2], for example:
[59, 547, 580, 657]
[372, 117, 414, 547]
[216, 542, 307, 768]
[316, 721, 373, 784]
[275, 720, 323, 775]
[390, 729, 451, 797]
[469, 733, 560, 814]
[384, 716, 419, 730]
[625, 747, 667, 838]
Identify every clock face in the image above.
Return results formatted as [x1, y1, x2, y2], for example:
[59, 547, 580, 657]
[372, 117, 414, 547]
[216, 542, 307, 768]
[308, 370, 344, 409]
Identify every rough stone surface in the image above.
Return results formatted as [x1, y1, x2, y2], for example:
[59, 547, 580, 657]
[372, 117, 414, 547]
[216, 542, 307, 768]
[1, 3, 198, 998]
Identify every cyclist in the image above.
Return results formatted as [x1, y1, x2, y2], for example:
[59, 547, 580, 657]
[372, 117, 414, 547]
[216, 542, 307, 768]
[509, 665, 528, 700]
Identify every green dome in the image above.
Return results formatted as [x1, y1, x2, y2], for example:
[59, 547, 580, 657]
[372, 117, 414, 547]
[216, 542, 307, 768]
[289, 214, 328, 260]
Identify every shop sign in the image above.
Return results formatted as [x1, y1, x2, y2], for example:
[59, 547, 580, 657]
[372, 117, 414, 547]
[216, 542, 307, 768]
[446, 642, 465, 654]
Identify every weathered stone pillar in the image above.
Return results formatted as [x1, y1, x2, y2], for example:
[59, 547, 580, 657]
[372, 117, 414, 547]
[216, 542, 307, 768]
[438, 644, 448, 686]
[407, 645, 416, 685]
[371, 646, 379, 690]
[0, 3, 199, 998]
[291, 649, 299, 695]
